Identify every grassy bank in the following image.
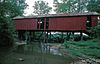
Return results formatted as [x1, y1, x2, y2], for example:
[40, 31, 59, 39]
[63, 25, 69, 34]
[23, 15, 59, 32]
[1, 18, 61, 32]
[64, 39, 100, 59]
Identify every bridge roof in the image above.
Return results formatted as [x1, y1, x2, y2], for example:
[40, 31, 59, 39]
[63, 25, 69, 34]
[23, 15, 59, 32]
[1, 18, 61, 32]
[13, 12, 100, 19]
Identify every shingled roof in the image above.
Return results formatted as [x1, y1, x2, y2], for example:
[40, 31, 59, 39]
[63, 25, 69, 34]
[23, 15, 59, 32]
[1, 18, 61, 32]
[13, 12, 100, 19]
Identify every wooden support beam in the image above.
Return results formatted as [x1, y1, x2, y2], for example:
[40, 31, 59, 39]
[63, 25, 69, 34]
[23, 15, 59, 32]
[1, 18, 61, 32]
[80, 31, 83, 41]
[25, 31, 28, 44]
[61, 32, 64, 43]
[72, 32, 75, 41]
[50, 32, 51, 43]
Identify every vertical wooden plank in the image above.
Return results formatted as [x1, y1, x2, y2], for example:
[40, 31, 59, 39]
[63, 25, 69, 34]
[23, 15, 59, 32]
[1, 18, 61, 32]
[91, 16, 98, 27]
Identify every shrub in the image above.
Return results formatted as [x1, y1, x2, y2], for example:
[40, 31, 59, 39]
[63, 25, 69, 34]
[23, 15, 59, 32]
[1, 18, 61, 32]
[92, 24, 100, 38]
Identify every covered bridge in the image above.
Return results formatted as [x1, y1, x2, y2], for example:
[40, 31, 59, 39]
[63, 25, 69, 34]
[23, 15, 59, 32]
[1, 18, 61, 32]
[14, 12, 99, 42]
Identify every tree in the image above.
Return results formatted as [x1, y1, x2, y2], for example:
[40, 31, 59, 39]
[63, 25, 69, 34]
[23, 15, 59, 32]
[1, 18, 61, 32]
[87, 0, 100, 13]
[53, 0, 76, 13]
[76, 0, 89, 13]
[0, 0, 27, 17]
[92, 24, 100, 38]
[33, 1, 52, 15]
[54, 0, 100, 13]
[53, 0, 89, 13]
[0, 0, 27, 46]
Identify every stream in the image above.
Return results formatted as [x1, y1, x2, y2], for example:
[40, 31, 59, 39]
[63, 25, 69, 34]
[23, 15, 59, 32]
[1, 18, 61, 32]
[0, 42, 76, 64]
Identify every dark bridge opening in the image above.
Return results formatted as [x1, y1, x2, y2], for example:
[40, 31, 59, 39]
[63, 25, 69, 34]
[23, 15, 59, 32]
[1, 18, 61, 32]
[86, 16, 91, 29]
[37, 18, 44, 29]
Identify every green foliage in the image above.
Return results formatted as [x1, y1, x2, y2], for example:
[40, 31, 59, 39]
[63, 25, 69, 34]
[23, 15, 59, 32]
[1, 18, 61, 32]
[0, 0, 27, 46]
[0, 17, 14, 46]
[91, 24, 100, 38]
[87, 0, 100, 13]
[0, 0, 27, 17]
[92, 24, 100, 33]
[53, 0, 88, 13]
[64, 40, 100, 58]
[54, 0, 74, 13]
[54, 0, 100, 13]
[33, 1, 52, 15]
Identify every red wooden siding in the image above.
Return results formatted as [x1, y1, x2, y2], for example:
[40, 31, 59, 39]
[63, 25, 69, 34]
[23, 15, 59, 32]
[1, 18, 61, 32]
[15, 18, 37, 30]
[91, 16, 98, 27]
[44, 18, 46, 31]
[49, 17, 87, 31]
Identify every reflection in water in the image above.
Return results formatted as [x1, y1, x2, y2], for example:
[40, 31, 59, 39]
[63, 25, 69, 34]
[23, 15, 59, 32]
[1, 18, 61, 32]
[50, 48, 62, 56]
[40, 43, 62, 56]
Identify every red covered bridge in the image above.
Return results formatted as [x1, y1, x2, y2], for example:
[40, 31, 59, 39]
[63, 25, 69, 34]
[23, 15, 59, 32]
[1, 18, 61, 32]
[14, 12, 99, 31]
[14, 12, 99, 42]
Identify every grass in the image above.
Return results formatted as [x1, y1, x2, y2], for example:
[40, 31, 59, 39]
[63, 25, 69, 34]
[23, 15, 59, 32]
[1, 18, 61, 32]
[64, 39, 100, 59]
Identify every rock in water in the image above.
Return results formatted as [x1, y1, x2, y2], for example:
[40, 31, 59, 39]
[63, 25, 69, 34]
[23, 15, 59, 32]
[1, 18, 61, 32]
[18, 58, 24, 61]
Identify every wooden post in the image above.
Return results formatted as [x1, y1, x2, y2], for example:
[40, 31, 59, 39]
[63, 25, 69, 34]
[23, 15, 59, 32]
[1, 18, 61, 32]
[67, 32, 71, 41]
[50, 32, 51, 43]
[20, 31, 23, 41]
[61, 32, 63, 39]
[66, 32, 68, 40]
[28, 31, 30, 43]
[46, 32, 49, 53]
[61, 32, 64, 43]
[33, 32, 35, 41]
[25, 31, 28, 44]
[80, 31, 83, 41]
[72, 32, 75, 41]
[47, 32, 48, 43]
